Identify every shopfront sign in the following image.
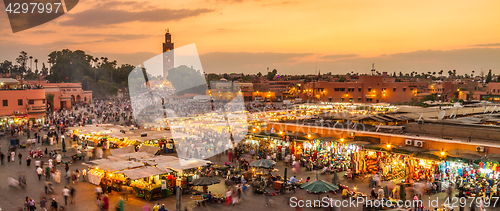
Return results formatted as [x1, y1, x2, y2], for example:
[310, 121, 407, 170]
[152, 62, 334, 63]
[28, 105, 46, 112]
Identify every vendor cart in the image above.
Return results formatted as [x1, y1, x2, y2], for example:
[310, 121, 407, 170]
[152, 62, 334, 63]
[134, 187, 166, 201]
[191, 194, 207, 206]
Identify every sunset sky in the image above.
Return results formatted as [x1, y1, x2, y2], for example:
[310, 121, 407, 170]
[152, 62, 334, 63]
[0, 0, 499, 75]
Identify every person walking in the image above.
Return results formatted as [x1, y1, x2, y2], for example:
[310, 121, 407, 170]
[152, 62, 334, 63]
[37, 166, 43, 180]
[62, 186, 70, 205]
[51, 198, 58, 211]
[116, 197, 125, 211]
[70, 186, 75, 204]
[0, 152, 4, 165]
[82, 168, 87, 182]
[18, 152, 22, 164]
[45, 165, 51, 180]
[102, 194, 109, 211]
[11, 151, 15, 162]
[39, 196, 47, 210]
[66, 170, 71, 184]
[26, 156, 31, 166]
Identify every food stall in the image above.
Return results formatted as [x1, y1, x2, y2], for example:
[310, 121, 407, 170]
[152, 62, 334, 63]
[87, 160, 144, 188]
[117, 166, 173, 200]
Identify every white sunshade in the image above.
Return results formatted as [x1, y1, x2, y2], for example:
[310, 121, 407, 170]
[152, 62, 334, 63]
[97, 161, 144, 172]
[115, 166, 171, 180]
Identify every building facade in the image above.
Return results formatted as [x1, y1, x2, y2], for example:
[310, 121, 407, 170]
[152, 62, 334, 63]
[27, 81, 92, 111]
[0, 78, 46, 128]
[298, 75, 426, 103]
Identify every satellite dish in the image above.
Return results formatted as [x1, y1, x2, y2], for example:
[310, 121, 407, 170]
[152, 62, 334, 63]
[484, 107, 489, 113]
[464, 110, 468, 115]
[438, 110, 446, 120]
[449, 111, 455, 118]
[492, 106, 497, 114]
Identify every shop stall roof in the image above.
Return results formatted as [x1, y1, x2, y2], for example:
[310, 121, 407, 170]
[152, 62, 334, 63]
[441, 149, 485, 161]
[97, 161, 145, 172]
[138, 145, 159, 155]
[110, 145, 136, 156]
[111, 151, 155, 160]
[141, 155, 180, 166]
[165, 159, 211, 171]
[373, 115, 393, 122]
[369, 116, 388, 122]
[105, 133, 130, 139]
[383, 114, 408, 121]
[392, 146, 428, 155]
[344, 140, 371, 146]
[115, 166, 171, 180]
[87, 159, 114, 165]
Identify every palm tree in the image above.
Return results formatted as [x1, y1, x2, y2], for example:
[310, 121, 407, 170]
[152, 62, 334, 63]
[45, 93, 55, 111]
[29, 56, 33, 73]
[472, 70, 475, 78]
[34, 59, 38, 75]
[439, 70, 443, 77]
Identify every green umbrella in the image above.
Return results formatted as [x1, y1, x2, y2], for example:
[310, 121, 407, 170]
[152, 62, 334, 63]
[62, 138, 66, 153]
[250, 159, 276, 169]
[399, 184, 406, 201]
[191, 177, 220, 186]
[300, 180, 339, 193]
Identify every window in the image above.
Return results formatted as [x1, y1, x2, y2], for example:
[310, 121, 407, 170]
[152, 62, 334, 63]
[348, 88, 355, 92]
[42, 99, 45, 104]
[368, 88, 372, 92]
[358, 88, 361, 92]
[28, 100, 34, 105]
[18, 99, 23, 106]
[349, 98, 353, 102]
[329, 97, 332, 102]
[341, 98, 344, 102]
[393, 88, 396, 92]
[382, 88, 386, 91]
[403, 88, 407, 92]
[357, 98, 361, 102]
[3, 100, 7, 106]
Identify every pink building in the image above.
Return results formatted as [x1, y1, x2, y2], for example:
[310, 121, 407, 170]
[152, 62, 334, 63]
[0, 78, 46, 127]
[27, 81, 92, 111]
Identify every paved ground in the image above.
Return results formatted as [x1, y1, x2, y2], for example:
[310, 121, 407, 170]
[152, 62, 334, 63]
[2, 131, 500, 211]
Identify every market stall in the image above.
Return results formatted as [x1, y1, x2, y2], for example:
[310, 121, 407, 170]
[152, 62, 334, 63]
[117, 166, 173, 200]
[87, 160, 144, 186]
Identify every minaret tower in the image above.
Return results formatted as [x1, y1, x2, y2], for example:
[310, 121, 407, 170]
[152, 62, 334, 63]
[163, 28, 174, 80]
